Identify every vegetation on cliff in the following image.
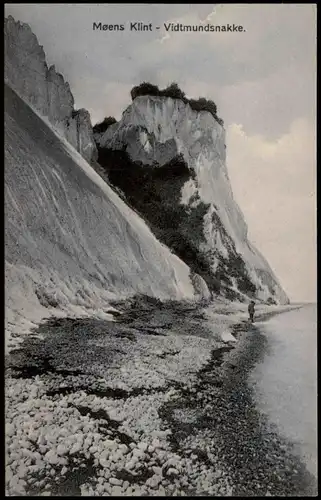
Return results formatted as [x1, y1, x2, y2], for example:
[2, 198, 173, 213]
[130, 82, 224, 126]
[93, 116, 117, 134]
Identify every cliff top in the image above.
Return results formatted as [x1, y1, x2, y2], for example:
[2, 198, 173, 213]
[130, 82, 224, 126]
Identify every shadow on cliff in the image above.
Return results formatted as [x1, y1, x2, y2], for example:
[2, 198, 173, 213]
[95, 145, 258, 302]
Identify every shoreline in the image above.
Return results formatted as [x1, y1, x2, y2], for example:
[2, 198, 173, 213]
[5, 300, 315, 496]
[158, 305, 316, 496]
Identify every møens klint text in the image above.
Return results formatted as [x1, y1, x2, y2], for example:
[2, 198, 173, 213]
[92, 22, 246, 32]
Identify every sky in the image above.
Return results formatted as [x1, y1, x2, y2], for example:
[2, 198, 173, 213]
[5, 3, 317, 302]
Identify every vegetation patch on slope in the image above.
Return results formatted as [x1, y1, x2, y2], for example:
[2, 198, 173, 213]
[95, 144, 258, 299]
[210, 212, 256, 298]
[96, 147, 221, 294]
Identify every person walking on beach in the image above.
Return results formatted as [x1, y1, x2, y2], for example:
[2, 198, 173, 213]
[248, 301, 255, 323]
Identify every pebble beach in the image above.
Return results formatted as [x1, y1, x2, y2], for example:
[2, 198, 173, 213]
[5, 298, 316, 496]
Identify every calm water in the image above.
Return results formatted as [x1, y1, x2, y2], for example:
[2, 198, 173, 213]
[250, 305, 317, 478]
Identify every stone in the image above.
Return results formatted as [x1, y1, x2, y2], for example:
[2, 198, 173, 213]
[70, 442, 82, 455]
[56, 444, 68, 456]
[61, 466, 68, 476]
[167, 467, 179, 476]
[132, 448, 145, 460]
[118, 444, 129, 455]
[109, 477, 122, 486]
[104, 439, 118, 450]
[137, 442, 148, 452]
[125, 460, 135, 471]
[147, 474, 162, 488]
[100, 458, 109, 468]
[152, 438, 162, 449]
[96, 484, 104, 494]
[111, 485, 123, 495]
[44, 450, 59, 465]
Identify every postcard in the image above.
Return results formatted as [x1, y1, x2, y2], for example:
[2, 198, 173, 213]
[4, 3, 317, 497]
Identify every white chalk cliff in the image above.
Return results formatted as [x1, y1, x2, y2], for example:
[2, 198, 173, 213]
[4, 11, 289, 347]
[95, 96, 289, 304]
[5, 17, 215, 353]
[4, 15, 97, 163]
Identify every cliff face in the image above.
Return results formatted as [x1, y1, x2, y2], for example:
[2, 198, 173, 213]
[4, 14, 288, 305]
[6, 84, 209, 350]
[95, 95, 289, 304]
[4, 15, 97, 163]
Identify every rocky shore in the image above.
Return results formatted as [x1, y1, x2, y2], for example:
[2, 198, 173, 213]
[5, 298, 315, 496]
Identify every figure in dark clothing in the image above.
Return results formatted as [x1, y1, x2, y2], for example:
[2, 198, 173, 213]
[248, 301, 255, 323]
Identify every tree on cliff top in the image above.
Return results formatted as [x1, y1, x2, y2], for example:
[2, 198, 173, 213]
[93, 116, 117, 134]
